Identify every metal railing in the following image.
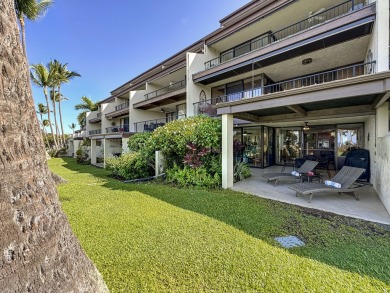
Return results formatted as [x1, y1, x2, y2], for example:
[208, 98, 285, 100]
[204, 0, 366, 70]
[115, 102, 129, 111]
[106, 124, 129, 134]
[89, 129, 101, 135]
[134, 114, 186, 132]
[144, 79, 186, 100]
[218, 61, 375, 103]
[193, 98, 223, 117]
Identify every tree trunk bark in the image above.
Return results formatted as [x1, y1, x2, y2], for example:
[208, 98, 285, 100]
[0, 1, 109, 292]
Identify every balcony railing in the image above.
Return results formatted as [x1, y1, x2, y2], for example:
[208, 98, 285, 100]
[217, 61, 375, 103]
[106, 124, 129, 134]
[89, 129, 102, 135]
[193, 98, 223, 117]
[115, 102, 129, 111]
[144, 80, 186, 100]
[204, 0, 366, 70]
[134, 115, 186, 132]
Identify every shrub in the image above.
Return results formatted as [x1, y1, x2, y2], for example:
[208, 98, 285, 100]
[147, 115, 222, 168]
[166, 165, 221, 189]
[76, 146, 90, 164]
[128, 132, 152, 152]
[234, 161, 251, 183]
[105, 152, 154, 180]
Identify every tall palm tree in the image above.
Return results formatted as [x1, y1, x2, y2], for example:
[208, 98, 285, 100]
[30, 63, 58, 148]
[75, 96, 98, 127]
[14, 0, 53, 56]
[1, 1, 108, 291]
[50, 60, 80, 144]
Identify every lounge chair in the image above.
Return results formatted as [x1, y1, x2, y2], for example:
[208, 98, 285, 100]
[262, 160, 319, 187]
[288, 166, 365, 202]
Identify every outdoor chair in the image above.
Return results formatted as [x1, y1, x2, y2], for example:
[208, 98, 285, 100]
[288, 166, 365, 203]
[262, 160, 319, 187]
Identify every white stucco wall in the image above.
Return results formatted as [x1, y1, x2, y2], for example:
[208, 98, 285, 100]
[366, 0, 389, 72]
[129, 89, 167, 132]
[186, 52, 212, 117]
[374, 136, 390, 213]
[365, 113, 390, 214]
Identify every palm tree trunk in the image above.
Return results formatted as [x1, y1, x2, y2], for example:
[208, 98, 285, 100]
[57, 85, 66, 145]
[51, 89, 61, 147]
[43, 88, 58, 149]
[0, 2, 109, 291]
[18, 16, 27, 56]
[39, 113, 49, 148]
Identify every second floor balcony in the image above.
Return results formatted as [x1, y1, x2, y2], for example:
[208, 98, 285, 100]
[106, 124, 129, 134]
[215, 61, 376, 104]
[89, 129, 102, 136]
[105, 101, 129, 119]
[134, 115, 186, 132]
[134, 80, 186, 110]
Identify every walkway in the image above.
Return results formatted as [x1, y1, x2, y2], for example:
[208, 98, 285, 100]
[232, 166, 390, 225]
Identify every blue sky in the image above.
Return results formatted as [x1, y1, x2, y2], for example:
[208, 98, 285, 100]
[27, 0, 249, 133]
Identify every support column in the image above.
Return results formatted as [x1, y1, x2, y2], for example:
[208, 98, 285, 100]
[103, 138, 107, 168]
[222, 114, 234, 189]
[377, 102, 389, 138]
[90, 139, 97, 165]
[375, 0, 389, 72]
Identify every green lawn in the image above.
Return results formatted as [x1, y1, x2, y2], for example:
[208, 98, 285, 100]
[50, 157, 390, 292]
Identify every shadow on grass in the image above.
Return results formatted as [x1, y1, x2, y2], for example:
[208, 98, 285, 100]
[59, 157, 390, 285]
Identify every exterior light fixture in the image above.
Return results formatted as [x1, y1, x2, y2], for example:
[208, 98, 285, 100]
[303, 122, 310, 131]
[302, 58, 312, 65]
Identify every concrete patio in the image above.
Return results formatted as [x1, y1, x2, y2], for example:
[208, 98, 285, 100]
[232, 166, 390, 225]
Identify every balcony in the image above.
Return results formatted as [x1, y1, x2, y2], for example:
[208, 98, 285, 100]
[105, 102, 129, 119]
[134, 115, 186, 132]
[134, 80, 186, 110]
[195, 0, 374, 85]
[89, 112, 102, 123]
[217, 61, 375, 104]
[106, 124, 129, 134]
[193, 98, 220, 117]
[89, 129, 102, 136]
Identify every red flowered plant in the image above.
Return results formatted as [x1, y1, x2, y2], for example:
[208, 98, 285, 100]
[183, 142, 211, 168]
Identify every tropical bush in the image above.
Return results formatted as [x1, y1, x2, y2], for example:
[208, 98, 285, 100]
[76, 146, 90, 164]
[166, 165, 221, 189]
[234, 161, 251, 182]
[128, 132, 152, 152]
[105, 115, 250, 188]
[105, 152, 153, 180]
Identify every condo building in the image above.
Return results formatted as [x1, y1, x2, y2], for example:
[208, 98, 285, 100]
[70, 0, 390, 213]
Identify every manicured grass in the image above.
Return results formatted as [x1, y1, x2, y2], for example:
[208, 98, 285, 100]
[50, 157, 390, 292]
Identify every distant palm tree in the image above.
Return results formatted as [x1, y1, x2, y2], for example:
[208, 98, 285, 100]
[36, 103, 49, 147]
[68, 122, 77, 135]
[14, 0, 53, 56]
[75, 96, 98, 127]
[50, 60, 80, 144]
[30, 63, 58, 148]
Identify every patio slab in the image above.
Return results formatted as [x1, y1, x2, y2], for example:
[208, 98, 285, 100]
[232, 166, 390, 225]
